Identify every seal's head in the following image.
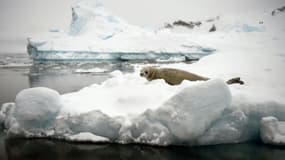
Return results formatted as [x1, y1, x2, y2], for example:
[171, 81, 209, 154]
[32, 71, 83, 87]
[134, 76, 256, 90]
[140, 66, 156, 81]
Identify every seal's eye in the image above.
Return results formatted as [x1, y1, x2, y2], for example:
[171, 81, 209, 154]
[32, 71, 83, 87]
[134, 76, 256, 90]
[144, 71, 148, 74]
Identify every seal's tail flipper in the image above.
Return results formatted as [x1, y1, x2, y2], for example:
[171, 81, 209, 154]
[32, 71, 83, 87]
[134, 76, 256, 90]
[226, 77, 244, 85]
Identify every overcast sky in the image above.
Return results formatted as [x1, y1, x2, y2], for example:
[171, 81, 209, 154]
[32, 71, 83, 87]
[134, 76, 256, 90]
[0, 0, 284, 53]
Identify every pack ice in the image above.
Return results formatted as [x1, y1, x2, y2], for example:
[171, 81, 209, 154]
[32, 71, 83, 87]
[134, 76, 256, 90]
[27, 0, 214, 61]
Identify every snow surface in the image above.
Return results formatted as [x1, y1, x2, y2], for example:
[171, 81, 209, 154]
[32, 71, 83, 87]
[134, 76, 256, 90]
[1, 0, 285, 146]
[261, 117, 285, 145]
[14, 87, 62, 129]
[61, 70, 194, 117]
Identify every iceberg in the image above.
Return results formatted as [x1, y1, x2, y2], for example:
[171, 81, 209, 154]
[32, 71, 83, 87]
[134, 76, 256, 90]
[27, 0, 215, 61]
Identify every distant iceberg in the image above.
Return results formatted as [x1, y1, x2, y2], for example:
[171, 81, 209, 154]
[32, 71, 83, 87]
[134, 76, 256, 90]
[27, 0, 215, 61]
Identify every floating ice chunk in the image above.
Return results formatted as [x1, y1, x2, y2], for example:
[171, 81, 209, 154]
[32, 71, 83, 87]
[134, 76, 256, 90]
[156, 56, 186, 62]
[75, 67, 106, 73]
[14, 87, 62, 129]
[260, 116, 285, 145]
[66, 132, 110, 143]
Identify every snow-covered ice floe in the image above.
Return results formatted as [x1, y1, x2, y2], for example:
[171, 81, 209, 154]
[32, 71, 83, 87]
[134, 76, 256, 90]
[27, 0, 215, 61]
[0, 79, 231, 145]
[1, 73, 285, 146]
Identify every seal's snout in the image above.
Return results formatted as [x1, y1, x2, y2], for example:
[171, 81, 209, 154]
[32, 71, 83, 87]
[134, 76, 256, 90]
[140, 67, 151, 79]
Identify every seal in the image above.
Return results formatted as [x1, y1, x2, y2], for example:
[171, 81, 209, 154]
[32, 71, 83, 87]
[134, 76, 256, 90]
[140, 66, 244, 85]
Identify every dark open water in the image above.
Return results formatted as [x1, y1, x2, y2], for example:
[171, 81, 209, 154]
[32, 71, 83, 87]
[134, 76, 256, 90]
[1, 134, 285, 160]
[0, 53, 285, 160]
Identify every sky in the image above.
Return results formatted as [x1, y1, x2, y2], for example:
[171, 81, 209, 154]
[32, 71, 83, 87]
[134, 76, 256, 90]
[0, 0, 284, 54]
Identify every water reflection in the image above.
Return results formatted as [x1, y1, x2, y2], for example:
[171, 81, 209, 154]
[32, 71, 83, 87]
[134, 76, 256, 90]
[28, 61, 137, 94]
[0, 60, 141, 105]
[3, 138, 285, 160]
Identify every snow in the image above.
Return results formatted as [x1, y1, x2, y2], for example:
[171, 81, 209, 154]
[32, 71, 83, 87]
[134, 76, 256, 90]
[1, 0, 285, 146]
[56, 110, 122, 140]
[261, 117, 285, 145]
[61, 70, 192, 117]
[14, 87, 62, 129]
[129, 79, 231, 145]
[0, 103, 15, 129]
